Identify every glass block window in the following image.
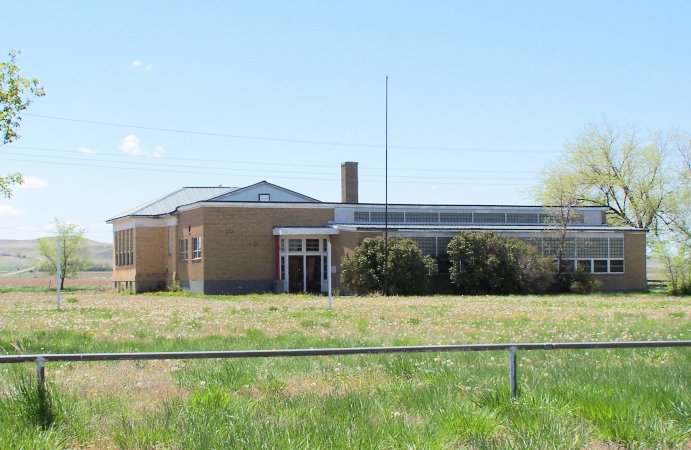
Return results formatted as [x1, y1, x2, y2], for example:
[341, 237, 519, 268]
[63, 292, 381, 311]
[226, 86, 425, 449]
[593, 259, 608, 273]
[410, 237, 436, 256]
[576, 238, 608, 258]
[539, 213, 560, 224]
[543, 238, 575, 258]
[405, 212, 438, 223]
[370, 211, 404, 222]
[506, 213, 539, 224]
[288, 239, 302, 252]
[522, 237, 543, 253]
[474, 213, 505, 223]
[306, 239, 320, 252]
[354, 211, 369, 222]
[609, 238, 624, 258]
[609, 260, 624, 273]
[437, 237, 452, 256]
[576, 259, 592, 272]
[440, 212, 472, 223]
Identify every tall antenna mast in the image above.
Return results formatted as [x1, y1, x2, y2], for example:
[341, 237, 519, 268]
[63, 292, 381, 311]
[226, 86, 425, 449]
[384, 75, 389, 297]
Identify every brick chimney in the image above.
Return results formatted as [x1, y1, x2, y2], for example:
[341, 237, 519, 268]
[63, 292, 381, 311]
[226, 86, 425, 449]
[341, 161, 358, 203]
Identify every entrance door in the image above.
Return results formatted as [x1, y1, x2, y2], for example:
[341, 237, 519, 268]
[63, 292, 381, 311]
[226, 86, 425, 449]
[288, 255, 303, 293]
[305, 255, 321, 293]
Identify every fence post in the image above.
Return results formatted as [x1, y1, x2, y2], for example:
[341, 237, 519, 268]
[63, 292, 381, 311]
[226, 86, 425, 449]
[36, 356, 46, 400]
[508, 346, 517, 399]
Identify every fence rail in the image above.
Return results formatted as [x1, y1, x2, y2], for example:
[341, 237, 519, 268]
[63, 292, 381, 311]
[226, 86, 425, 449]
[1, 340, 689, 399]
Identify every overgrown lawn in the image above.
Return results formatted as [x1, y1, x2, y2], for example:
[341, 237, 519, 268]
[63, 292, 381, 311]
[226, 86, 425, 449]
[0, 291, 688, 448]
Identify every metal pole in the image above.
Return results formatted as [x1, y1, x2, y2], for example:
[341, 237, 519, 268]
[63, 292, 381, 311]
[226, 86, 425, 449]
[56, 239, 61, 311]
[508, 346, 518, 399]
[384, 75, 389, 297]
[36, 356, 46, 400]
[327, 240, 332, 310]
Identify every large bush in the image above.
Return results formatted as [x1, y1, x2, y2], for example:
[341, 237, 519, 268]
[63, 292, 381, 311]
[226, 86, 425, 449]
[447, 231, 556, 294]
[340, 237, 437, 295]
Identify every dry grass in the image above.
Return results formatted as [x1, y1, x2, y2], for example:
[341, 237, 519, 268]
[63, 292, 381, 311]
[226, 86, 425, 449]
[0, 291, 688, 345]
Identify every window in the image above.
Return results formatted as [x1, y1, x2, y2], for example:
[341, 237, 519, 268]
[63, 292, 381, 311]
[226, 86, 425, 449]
[115, 229, 134, 267]
[609, 260, 624, 273]
[258, 193, 270, 202]
[410, 237, 436, 256]
[280, 256, 285, 280]
[440, 212, 472, 223]
[506, 213, 539, 224]
[179, 239, 188, 260]
[609, 238, 624, 258]
[288, 239, 302, 251]
[370, 211, 404, 222]
[306, 239, 320, 252]
[354, 211, 369, 222]
[474, 213, 505, 223]
[559, 259, 575, 273]
[576, 238, 608, 258]
[167, 227, 173, 256]
[405, 212, 438, 223]
[576, 259, 592, 272]
[192, 237, 202, 259]
[593, 259, 608, 273]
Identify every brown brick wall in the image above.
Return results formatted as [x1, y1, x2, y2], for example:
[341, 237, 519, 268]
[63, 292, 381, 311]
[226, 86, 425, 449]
[133, 227, 167, 289]
[594, 232, 647, 291]
[177, 209, 205, 283]
[203, 206, 334, 282]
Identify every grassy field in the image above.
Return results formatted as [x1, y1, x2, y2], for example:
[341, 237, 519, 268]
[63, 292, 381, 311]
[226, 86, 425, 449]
[0, 290, 689, 449]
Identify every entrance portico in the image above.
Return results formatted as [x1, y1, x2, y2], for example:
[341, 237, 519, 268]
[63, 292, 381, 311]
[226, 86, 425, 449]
[273, 227, 339, 293]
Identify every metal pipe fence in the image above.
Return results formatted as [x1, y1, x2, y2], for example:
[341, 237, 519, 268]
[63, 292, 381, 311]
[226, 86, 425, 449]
[1, 340, 689, 400]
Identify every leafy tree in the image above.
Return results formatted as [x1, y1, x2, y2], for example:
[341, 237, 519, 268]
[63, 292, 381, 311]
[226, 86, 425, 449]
[37, 220, 90, 289]
[652, 238, 690, 296]
[1, 50, 45, 197]
[340, 237, 437, 295]
[537, 123, 690, 293]
[447, 231, 556, 295]
[536, 123, 689, 241]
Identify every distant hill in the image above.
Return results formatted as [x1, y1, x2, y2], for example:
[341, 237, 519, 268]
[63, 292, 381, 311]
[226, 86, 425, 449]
[0, 238, 112, 272]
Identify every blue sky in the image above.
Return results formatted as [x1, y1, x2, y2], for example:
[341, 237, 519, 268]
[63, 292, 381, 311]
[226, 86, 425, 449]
[1, 1, 690, 243]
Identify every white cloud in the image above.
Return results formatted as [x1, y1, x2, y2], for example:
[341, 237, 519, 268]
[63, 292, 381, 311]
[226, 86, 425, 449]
[118, 134, 165, 158]
[0, 204, 24, 216]
[131, 59, 152, 71]
[20, 176, 48, 189]
[79, 146, 98, 154]
[119, 134, 144, 156]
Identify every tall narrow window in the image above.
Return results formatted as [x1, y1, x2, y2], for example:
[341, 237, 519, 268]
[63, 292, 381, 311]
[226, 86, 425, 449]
[192, 237, 202, 259]
[179, 239, 188, 260]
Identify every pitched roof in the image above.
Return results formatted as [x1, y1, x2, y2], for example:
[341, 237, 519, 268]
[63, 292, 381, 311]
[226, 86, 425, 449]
[108, 186, 237, 221]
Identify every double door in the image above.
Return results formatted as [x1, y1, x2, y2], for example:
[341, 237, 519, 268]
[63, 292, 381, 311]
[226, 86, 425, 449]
[288, 255, 322, 293]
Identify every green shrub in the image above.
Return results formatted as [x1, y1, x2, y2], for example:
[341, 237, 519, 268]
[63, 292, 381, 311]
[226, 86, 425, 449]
[340, 237, 437, 295]
[168, 279, 183, 293]
[447, 232, 556, 295]
[561, 270, 603, 294]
